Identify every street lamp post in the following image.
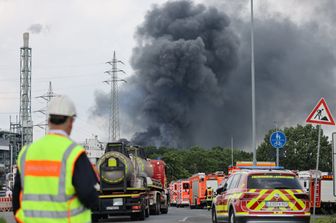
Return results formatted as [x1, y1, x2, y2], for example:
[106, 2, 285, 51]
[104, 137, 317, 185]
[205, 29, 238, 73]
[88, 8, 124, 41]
[251, 0, 257, 165]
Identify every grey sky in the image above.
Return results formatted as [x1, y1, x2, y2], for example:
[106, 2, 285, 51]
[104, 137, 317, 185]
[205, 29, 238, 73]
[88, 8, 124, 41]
[0, 0, 335, 148]
[0, 0, 169, 141]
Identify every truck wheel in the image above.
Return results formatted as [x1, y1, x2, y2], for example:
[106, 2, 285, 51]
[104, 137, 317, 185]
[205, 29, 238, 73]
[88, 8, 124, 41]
[145, 207, 150, 217]
[138, 208, 146, 221]
[154, 195, 161, 215]
[229, 209, 236, 223]
[161, 207, 168, 214]
[161, 200, 168, 214]
[194, 199, 199, 209]
[130, 214, 138, 221]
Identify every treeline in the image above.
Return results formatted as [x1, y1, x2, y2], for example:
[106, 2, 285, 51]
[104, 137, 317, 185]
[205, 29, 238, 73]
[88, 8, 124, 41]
[145, 146, 252, 182]
[144, 124, 332, 182]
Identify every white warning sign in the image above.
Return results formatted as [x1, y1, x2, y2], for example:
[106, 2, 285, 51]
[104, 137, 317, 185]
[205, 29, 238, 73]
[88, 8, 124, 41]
[306, 98, 335, 125]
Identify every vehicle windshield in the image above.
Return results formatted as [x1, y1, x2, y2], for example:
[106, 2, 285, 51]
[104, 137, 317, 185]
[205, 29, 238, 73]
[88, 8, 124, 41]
[206, 180, 218, 190]
[247, 174, 302, 189]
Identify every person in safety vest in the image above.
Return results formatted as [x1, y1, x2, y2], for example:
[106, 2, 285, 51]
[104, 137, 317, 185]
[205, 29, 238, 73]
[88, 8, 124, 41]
[205, 186, 214, 211]
[12, 95, 99, 223]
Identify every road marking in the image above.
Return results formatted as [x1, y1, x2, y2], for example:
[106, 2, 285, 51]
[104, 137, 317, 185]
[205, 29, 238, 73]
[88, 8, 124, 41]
[178, 217, 189, 222]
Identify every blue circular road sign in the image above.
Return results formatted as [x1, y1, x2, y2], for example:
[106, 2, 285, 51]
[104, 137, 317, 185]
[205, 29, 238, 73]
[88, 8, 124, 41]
[270, 131, 287, 149]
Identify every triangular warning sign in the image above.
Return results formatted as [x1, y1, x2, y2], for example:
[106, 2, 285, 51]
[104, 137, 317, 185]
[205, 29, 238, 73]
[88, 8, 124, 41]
[306, 98, 335, 125]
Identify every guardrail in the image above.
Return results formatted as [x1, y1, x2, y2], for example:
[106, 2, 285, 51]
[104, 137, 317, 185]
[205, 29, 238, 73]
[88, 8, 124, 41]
[0, 196, 12, 212]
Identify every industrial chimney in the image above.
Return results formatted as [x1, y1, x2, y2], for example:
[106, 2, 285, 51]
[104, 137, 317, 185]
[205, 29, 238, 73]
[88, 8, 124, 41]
[23, 32, 29, 48]
[19, 32, 33, 145]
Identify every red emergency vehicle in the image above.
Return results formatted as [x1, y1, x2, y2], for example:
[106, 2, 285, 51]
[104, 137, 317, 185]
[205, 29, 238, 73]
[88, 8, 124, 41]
[212, 169, 310, 223]
[206, 171, 225, 189]
[169, 181, 178, 206]
[189, 173, 207, 208]
[297, 170, 336, 213]
[205, 172, 225, 209]
[228, 161, 277, 175]
[176, 179, 190, 207]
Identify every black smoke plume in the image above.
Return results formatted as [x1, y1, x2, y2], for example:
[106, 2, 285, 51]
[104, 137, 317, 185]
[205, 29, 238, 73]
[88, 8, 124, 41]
[91, 0, 336, 148]
[130, 0, 240, 147]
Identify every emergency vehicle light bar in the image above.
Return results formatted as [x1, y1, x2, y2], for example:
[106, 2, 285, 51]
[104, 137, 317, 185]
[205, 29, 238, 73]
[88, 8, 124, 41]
[239, 166, 284, 170]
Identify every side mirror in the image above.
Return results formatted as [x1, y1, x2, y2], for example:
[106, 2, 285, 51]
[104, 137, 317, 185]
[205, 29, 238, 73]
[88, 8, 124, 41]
[216, 183, 227, 194]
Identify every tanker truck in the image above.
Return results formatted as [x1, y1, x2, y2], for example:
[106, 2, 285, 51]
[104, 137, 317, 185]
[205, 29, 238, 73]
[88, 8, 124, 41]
[92, 142, 168, 222]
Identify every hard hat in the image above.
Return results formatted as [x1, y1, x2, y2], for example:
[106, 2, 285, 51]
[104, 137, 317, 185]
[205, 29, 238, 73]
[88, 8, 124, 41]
[48, 95, 77, 117]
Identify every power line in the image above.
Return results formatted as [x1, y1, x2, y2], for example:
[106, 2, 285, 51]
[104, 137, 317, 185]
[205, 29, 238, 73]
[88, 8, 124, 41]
[34, 82, 56, 133]
[0, 82, 103, 95]
[0, 61, 105, 71]
[104, 51, 126, 142]
[0, 71, 105, 82]
[0, 112, 18, 115]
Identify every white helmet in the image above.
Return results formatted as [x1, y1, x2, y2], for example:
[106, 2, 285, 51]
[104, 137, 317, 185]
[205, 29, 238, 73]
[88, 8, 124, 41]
[48, 95, 77, 117]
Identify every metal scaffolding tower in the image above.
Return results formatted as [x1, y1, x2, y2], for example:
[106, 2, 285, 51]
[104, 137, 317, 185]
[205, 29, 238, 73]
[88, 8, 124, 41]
[104, 51, 126, 142]
[35, 82, 56, 133]
[9, 116, 22, 172]
[19, 32, 33, 145]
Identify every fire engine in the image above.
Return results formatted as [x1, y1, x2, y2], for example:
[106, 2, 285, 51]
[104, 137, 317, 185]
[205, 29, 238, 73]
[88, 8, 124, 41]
[176, 179, 190, 207]
[205, 172, 225, 209]
[189, 173, 207, 208]
[168, 181, 177, 206]
[297, 170, 336, 213]
[206, 171, 225, 189]
[189, 172, 225, 209]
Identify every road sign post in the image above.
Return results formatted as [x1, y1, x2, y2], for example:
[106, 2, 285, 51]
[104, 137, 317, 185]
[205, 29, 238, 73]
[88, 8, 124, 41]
[276, 147, 279, 167]
[332, 133, 336, 197]
[306, 98, 335, 223]
[269, 131, 287, 166]
[312, 125, 321, 220]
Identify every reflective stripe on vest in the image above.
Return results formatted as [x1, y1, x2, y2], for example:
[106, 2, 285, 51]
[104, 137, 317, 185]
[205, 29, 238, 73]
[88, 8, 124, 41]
[21, 143, 77, 202]
[24, 206, 86, 218]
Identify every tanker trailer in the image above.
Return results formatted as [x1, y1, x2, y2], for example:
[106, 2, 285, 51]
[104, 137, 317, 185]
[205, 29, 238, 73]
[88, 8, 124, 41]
[92, 142, 168, 222]
[92, 142, 149, 221]
[126, 146, 168, 215]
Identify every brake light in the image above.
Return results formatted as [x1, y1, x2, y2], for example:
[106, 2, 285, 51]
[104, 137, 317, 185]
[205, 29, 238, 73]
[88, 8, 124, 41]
[132, 205, 141, 210]
[240, 192, 259, 200]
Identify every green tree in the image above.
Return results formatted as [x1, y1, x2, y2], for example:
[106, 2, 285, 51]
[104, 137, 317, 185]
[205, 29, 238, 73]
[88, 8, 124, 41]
[257, 124, 331, 171]
[144, 145, 253, 180]
[146, 147, 190, 182]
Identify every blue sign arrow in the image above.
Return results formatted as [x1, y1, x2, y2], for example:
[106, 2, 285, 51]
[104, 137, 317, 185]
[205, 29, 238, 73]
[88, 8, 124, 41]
[270, 131, 287, 149]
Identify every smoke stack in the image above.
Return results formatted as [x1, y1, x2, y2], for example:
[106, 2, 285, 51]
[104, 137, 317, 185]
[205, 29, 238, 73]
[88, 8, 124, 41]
[23, 32, 29, 48]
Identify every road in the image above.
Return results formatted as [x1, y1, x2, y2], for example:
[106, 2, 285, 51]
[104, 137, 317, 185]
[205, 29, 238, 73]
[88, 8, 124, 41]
[0, 207, 211, 223]
[1, 208, 333, 223]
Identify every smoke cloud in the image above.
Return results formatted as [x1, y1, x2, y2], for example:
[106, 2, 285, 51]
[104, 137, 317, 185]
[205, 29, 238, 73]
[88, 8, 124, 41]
[28, 23, 48, 34]
[130, 0, 240, 147]
[91, 0, 336, 148]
